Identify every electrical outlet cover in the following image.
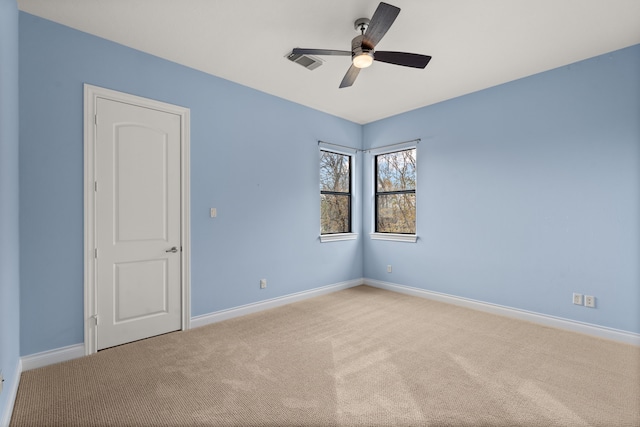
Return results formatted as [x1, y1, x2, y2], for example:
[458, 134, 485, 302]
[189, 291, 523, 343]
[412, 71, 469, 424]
[585, 295, 595, 308]
[573, 293, 583, 305]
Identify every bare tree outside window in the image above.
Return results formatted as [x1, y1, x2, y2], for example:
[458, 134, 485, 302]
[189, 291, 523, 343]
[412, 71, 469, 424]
[375, 148, 416, 234]
[320, 150, 351, 234]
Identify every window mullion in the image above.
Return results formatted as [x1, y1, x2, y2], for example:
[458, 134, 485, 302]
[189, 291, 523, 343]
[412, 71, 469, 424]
[375, 189, 415, 196]
[322, 190, 350, 196]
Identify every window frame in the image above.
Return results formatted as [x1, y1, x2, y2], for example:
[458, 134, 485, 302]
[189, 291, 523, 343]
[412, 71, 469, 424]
[319, 147, 357, 242]
[370, 144, 418, 243]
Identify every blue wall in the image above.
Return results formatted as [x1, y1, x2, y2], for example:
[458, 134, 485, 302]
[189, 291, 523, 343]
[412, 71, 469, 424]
[17, 9, 639, 360]
[0, 0, 20, 422]
[363, 45, 640, 333]
[19, 12, 363, 356]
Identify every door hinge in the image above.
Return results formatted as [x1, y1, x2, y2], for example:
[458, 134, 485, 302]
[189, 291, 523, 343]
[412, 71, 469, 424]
[94, 114, 98, 125]
[94, 248, 98, 258]
[91, 314, 99, 325]
[94, 181, 98, 192]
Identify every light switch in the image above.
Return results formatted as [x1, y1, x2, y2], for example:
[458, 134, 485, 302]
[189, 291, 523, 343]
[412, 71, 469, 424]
[210, 208, 217, 218]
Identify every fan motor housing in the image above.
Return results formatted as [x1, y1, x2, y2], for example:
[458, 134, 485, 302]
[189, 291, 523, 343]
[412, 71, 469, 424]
[352, 35, 373, 58]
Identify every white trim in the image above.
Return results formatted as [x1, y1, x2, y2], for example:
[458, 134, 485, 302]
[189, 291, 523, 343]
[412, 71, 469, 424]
[366, 279, 640, 346]
[15, 279, 364, 371]
[83, 84, 191, 355]
[0, 359, 21, 427]
[320, 233, 357, 242]
[370, 233, 417, 242]
[180, 100, 192, 332]
[21, 344, 85, 371]
[15, 277, 637, 376]
[191, 278, 364, 328]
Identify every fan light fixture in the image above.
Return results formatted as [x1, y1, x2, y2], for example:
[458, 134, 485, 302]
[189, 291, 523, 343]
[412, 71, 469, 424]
[290, 2, 432, 88]
[353, 52, 374, 68]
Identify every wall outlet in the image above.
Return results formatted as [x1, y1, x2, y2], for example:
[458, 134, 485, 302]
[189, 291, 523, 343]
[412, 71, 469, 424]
[387, 265, 392, 273]
[210, 208, 217, 218]
[585, 295, 595, 308]
[573, 293, 583, 305]
[260, 279, 267, 289]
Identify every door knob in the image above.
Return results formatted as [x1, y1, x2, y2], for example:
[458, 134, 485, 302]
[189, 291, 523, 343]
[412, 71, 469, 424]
[166, 246, 178, 253]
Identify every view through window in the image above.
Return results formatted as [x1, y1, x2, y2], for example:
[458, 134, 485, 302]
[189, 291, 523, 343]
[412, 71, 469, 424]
[375, 148, 416, 234]
[320, 150, 351, 234]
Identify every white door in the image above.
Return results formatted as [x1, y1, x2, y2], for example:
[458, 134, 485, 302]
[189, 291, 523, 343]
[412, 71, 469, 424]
[95, 97, 182, 350]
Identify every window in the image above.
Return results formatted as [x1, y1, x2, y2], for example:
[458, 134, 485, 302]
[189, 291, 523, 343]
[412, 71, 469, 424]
[320, 150, 352, 235]
[375, 148, 416, 235]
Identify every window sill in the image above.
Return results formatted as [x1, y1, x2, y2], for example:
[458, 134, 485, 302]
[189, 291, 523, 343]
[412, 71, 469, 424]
[370, 233, 417, 243]
[320, 233, 358, 243]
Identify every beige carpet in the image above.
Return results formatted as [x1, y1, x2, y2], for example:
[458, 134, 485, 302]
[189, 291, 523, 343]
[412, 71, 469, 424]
[11, 285, 640, 426]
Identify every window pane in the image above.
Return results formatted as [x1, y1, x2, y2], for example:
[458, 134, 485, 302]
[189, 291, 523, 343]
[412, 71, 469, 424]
[376, 193, 416, 234]
[320, 151, 350, 193]
[376, 148, 416, 192]
[321, 194, 350, 234]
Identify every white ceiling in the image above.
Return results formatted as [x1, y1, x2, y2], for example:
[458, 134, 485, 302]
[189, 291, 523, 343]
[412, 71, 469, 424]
[17, 0, 640, 124]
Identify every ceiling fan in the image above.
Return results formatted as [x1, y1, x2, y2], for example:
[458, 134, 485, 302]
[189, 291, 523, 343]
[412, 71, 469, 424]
[292, 2, 432, 88]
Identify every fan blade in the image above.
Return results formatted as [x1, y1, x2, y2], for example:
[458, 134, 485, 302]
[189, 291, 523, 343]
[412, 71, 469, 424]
[363, 2, 400, 49]
[339, 64, 361, 88]
[374, 51, 432, 69]
[292, 48, 351, 56]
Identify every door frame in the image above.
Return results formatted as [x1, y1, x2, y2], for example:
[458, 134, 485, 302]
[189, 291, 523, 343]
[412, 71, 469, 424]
[83, 84, 191, 355]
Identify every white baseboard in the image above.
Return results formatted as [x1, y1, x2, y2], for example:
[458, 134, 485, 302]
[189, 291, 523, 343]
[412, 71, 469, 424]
[18, 279, 365, 371]
[21, 344, 85, 372]
[0, 359, 21, 427]
[191, 278, 364, 329]
[366, 279, 640, 346]
[18, 277, 637, 375]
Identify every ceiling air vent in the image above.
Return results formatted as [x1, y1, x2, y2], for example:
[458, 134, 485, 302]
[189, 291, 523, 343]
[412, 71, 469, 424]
[286, 51, 323, 70]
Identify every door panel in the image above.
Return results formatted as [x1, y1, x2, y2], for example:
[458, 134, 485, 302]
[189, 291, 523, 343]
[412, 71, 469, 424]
[95, 98, 181, 350]
[115, 259, 168, 322]
[115, 126, 169, 242]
